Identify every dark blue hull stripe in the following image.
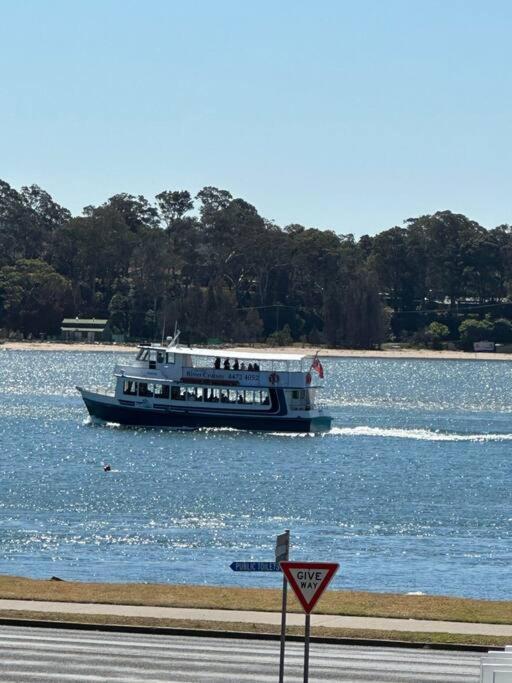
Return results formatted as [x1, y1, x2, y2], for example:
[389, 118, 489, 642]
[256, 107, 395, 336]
[83, 397, 332, 433]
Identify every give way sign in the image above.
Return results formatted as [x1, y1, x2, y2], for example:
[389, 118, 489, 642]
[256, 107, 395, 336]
[280, 561, 339, 614]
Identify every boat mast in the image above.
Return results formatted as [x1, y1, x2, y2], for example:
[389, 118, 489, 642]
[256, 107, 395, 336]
[167, 321, 181, 347]
[160, 310, 167, 345]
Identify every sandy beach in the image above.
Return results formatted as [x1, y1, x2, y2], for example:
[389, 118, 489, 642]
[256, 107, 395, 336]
[2, 340, 512, 361]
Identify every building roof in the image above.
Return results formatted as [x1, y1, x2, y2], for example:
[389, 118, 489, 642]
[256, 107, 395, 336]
[62, 318, 107, 331]
[61, 327, 107, 333]
[62, 318, 108, 325]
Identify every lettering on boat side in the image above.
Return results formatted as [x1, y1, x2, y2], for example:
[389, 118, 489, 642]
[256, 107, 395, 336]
[183, 368, 261, 383]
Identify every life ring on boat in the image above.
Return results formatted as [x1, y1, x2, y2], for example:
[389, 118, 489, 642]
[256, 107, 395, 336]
[305, 372, 312, 385]
[269, 372, 280, 385]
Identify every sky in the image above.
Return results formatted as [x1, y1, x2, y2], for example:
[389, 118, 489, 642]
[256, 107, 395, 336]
[1, 0, 511, 236]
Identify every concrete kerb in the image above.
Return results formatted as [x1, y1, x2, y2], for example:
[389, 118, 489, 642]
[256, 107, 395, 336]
[0, 616, 498, 653]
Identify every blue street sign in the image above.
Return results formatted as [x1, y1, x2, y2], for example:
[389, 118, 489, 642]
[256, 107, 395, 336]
[230, 561, 281, 572]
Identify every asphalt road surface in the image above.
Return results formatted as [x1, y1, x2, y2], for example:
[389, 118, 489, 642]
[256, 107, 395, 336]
[0, 625, 483, 682]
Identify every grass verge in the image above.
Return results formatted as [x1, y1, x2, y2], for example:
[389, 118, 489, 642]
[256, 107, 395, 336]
[1, 575, 511, 625]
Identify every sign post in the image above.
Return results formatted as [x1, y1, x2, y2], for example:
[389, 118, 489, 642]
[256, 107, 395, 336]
[228, 532, 292, 683]
[304, 613, 311, 681]
[275, 530, 290, 683]
[280, 561, 339, 683]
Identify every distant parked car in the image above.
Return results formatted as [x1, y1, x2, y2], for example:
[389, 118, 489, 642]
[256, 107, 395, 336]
[473, 341, 495, 352]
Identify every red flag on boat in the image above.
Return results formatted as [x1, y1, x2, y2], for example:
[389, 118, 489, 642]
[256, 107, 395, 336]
[310, 353, 324, 379]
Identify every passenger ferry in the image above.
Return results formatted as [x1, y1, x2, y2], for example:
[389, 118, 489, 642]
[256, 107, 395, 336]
[77, 334, 331, 433]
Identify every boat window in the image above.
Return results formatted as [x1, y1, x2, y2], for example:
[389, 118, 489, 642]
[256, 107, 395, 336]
[211, 388, 220, 402]
[292, 390, 299, 400]
[154, 384, 169, 399]
[136, 349, 149, 361]
[166, 352, 175, 364]
[236, 390, 245, 404]
[261, 389, 270, 405]
[244, 390, 254, 404]
[171, 386, 182, 400]
[138, 383, 153, 397]
[195, 387, 204, 401]
[180, 386, 188, 400]
[254, 391, 262, 404]
[123, 380, 137, 395]
[157, 351, 165, 364]
[228, 389, 237, 403]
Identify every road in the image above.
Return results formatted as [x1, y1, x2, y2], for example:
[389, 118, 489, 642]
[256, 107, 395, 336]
[0, 624, 482, 682]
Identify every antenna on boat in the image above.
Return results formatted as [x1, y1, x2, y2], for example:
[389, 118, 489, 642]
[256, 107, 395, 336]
[166, 321, 181, 347]
[160, 310, 167, 346]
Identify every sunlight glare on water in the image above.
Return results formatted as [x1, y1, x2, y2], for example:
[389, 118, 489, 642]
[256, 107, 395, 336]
[0, 350, 511, 599]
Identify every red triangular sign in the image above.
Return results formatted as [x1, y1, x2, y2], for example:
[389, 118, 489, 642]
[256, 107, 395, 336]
[280, 561, 339, 614]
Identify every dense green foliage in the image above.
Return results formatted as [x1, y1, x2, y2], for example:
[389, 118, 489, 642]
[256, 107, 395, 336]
[1, 179, 511, 347]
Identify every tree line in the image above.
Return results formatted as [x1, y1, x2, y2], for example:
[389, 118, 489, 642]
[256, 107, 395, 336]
[0, 178, 511, 348]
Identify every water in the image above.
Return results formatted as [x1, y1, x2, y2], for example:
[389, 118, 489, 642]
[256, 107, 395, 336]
[0, 350, 511, 599]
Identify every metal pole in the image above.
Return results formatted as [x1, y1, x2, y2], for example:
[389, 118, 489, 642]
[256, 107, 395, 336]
[278, 529, 290, 683]
[278, 574, 288, 683]
[303, 613, 310, 683]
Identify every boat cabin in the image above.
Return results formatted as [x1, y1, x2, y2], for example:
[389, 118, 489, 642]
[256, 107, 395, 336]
[78, 339, 331, 433]
[113, 344, 322, 412]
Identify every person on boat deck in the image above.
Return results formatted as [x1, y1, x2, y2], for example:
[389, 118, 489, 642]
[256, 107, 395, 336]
[223, 358, 230, 369]
[233, 359, 239, 370]
[214, 357, 221, 369]
[247, 363, 253, 371]
[240, 362, 246, 371]
[254, 362, 260, 371]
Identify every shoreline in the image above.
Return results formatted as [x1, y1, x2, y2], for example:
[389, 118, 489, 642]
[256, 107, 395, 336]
[2, 340, 512, 362]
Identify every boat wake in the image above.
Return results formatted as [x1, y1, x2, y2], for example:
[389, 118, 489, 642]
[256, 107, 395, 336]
[82, 416, 512, 442]
[328, 426, 512, 442]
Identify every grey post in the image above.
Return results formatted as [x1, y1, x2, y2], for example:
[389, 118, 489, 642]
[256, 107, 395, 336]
[276, 529, 290, 683]
[303, 612, 311, 683]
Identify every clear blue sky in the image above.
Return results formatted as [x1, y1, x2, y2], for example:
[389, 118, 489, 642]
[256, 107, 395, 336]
[1, 0, 511, 236]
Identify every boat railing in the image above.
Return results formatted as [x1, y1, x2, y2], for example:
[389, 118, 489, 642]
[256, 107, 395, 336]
[89, 385, 115, 397]
[119, 359, 148, 368]
[114, 362, 159, 377]
[112, 363, 323, 388]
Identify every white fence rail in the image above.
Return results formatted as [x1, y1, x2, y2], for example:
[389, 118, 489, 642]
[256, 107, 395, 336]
[481, 647, 512, 682]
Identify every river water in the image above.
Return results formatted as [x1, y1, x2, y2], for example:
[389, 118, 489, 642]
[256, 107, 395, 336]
[0, 350, 511, 599]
